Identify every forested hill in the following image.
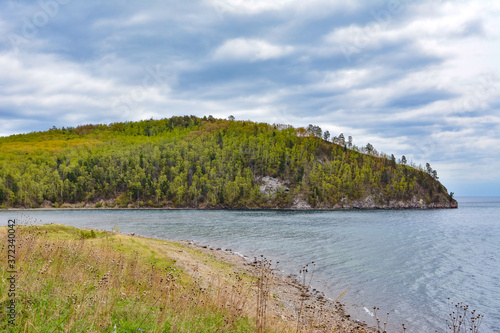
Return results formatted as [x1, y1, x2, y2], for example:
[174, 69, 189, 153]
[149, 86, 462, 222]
[0, 116, 457, 209]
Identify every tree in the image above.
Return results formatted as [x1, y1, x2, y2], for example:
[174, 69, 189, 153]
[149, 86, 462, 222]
[365, 143, 374, 154]
[315, 126, 322, 138]
[323, 131, 330, 141]
[0, 115, 450, 209]
[338, 133, 345, 146]
[228, 115, 235, 121]
[432, 170, 439, 180]
[306, 124, 322, 138]
[401, 155, 407, 166]
[426, 162, 432, 175]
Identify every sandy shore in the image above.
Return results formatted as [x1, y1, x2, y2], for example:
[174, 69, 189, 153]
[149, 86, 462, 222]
[180, 241, 376, 333]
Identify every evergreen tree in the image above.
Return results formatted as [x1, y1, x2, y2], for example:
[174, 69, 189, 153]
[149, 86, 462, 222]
[0, 116, 454, 209]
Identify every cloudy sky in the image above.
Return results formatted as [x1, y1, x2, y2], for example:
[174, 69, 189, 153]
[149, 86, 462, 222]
[1, 0, 499, 196]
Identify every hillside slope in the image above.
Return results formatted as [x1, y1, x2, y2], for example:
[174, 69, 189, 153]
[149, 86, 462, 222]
[0, 116, 457, 209]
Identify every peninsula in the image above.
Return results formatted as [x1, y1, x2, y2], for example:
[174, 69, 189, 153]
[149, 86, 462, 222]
[0, 116, 457, 210]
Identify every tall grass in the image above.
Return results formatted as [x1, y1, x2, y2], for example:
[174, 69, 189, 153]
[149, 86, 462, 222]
[0, 223, 260, 332]
[254, 256, 274, 333]
[445, 299, 483, 333]
[368, 299, 484, 333]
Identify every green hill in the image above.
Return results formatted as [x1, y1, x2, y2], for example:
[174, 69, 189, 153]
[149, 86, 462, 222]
[0, 115, 457, 209]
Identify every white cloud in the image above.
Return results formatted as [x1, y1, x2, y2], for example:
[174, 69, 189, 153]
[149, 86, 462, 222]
[209, 0, 362, 18]
[213, 38, 293, 61]
[210, 0, 292, 15]
[0, 52, 113, 100]
[93, 12, 159, 29]
[322, 0, 500, 60]
[0, 51, 179, 127]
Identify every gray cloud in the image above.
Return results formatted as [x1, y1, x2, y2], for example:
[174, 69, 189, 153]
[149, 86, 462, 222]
[0, 0, 499, 195]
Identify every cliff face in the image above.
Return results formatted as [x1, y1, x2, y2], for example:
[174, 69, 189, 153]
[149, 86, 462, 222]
[261, 176, 457, 210]
[341, 195, 458, 210]
[0, 116, 456, 209]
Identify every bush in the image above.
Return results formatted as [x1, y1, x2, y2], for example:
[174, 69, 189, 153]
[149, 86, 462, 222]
[116, 193, 130, 208]
[80, 230, 97, 239]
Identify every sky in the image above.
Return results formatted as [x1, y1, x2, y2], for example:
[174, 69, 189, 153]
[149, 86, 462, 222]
[0, 0, 499, 196]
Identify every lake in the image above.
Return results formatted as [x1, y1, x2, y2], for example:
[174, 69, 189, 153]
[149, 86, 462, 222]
[2, 196, 499, 332]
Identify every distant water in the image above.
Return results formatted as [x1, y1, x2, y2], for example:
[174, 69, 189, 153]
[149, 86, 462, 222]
[2, 197, 499, 332]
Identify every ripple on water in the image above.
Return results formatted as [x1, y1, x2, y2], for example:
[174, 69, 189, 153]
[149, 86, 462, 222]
[3, 197, 499, 333]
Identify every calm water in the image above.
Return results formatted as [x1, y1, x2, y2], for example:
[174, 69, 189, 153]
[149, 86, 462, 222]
[2, 197, 499, 332]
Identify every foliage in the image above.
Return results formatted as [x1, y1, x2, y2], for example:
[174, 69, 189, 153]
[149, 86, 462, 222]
[0, 116, 455, 208]
[80, 229, 97, 239]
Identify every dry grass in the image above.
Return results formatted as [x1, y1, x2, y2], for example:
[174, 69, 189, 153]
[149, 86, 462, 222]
[445, 299, 484, 333]
[0, 223, 264, 332]
[254, 256, 274, 333]
[0, 220, 385, 332]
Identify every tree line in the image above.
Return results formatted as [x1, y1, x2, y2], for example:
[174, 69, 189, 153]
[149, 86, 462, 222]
[0, 115, 454, 208]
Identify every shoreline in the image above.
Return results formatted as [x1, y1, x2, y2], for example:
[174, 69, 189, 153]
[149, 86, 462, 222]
[1, 205, 457, 211]
[176, 238, 377, 332]
[0, 221, 376, 333]
[10, 221, 378, 332]
[44, 223, 378, 332]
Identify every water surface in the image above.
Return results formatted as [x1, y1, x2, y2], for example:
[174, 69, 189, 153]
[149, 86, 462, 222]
[2, 196, 499, 332]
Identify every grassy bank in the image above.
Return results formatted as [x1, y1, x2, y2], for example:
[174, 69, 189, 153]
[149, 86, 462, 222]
[0, 223, 373, 332]
[0, 224, 265, 332]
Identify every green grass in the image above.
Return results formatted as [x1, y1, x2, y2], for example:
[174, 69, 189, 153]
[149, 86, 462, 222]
[0, 224, 262, 332]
